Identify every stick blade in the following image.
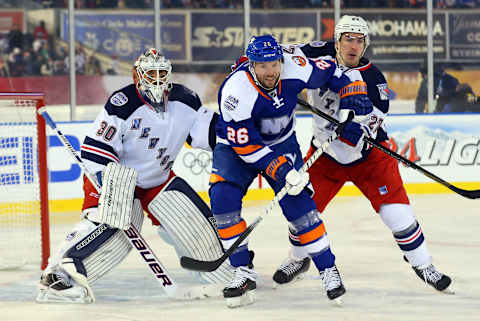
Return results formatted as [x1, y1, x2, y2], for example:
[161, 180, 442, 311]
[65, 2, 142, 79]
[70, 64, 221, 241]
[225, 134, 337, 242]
[180, 256, 224, 272]
[454, 187, 480, 199]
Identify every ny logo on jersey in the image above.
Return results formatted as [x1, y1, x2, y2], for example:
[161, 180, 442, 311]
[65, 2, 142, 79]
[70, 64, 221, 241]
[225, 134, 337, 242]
[157, 147, 167, 159]
[140, 127, 151, 138]
[131, 118, 142, 130]
[148, 138, 160, 149]
[269, 90, 285, 109]
[156, 147, 174, 171]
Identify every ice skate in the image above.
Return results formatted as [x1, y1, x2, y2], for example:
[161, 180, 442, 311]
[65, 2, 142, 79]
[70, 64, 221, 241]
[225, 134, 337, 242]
[319, 265, 346, 306]
[36, 264, 94, 304]
[273, 257, 311, 287]
[412, 263, 454, 294]
[223, 266, 257, 308]
[403, 256, 453, 294]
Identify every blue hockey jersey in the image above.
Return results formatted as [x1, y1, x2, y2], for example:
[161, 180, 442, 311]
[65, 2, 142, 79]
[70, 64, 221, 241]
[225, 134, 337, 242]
[216, 45, 362, 172]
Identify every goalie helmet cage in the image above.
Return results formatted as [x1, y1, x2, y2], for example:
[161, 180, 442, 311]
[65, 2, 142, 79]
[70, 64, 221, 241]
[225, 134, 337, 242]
[0, 92, 50, 270]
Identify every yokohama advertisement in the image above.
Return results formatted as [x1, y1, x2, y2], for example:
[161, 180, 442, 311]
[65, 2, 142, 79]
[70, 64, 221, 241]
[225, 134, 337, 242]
[320, 11, 447, 60]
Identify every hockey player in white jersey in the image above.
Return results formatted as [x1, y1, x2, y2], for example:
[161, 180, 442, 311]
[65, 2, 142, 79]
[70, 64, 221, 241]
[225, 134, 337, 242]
[210, 34, 378, 307]
[272, 16, 453, 294]
[36, 48, 233, 303]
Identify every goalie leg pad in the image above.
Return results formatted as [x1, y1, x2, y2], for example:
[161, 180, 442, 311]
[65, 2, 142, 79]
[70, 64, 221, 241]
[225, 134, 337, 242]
[38, 200, 144, 303]
[97, 162, 138, 230]
[148, 176, 233, 284]
[81, 199, 144, 284]
[46, 200, 144, 285]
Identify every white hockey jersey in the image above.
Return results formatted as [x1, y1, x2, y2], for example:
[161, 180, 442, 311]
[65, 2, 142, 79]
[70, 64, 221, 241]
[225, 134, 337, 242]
[80, 83, 217, 188]
[300, 41, 389, 165]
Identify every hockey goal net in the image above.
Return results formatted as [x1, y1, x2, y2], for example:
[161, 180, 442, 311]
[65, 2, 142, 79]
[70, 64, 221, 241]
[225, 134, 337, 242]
[0, 93, 49, 270]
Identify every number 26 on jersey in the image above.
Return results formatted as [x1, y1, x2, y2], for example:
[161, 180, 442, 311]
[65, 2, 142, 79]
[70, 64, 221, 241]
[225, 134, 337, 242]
[227, 126, 250, 144]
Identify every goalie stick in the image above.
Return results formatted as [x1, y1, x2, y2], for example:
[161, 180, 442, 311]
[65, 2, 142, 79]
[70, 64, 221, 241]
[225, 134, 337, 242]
[296, 98, 480, 200]
[180, 129, 342, 272]
[37, 108, 178, 298]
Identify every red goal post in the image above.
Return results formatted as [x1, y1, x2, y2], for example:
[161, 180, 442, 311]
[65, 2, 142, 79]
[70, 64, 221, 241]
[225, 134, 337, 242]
[0, 92, 50, 270]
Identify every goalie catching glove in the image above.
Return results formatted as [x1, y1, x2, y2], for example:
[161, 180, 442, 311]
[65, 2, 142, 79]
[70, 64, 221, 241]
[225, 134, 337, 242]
[93, 162, 138, 230]
[266, 156, 309, 196]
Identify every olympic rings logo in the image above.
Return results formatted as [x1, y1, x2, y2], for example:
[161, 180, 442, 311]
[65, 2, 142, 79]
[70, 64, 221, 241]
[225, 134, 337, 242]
[182, 151, 212, 175]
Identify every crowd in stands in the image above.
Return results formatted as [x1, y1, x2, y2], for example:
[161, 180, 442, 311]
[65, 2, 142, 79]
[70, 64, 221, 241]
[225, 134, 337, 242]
[0, 21, 108, 77]
[35, 0, 480, 9]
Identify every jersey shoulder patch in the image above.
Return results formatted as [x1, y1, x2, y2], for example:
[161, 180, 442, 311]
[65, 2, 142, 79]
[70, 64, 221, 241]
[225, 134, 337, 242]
[110, 92, 128, 106]
[168, 83, 202, 111]
[291, 55, 308, 67]
[105, 84, 143, 120]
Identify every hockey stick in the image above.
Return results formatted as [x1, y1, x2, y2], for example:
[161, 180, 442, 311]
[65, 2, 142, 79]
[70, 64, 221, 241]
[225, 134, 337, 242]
[297, 98, 480, 200]
[37, 108, 178, 298]
[180, 130, 340, 272]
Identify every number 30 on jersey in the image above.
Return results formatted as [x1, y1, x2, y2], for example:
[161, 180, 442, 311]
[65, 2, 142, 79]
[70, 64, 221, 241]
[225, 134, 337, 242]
[227, 126, 250, 144]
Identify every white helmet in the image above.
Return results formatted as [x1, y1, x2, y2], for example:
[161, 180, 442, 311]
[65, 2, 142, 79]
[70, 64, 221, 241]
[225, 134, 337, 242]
[134, 48, 172, 112]
[335, 15, 370, 51]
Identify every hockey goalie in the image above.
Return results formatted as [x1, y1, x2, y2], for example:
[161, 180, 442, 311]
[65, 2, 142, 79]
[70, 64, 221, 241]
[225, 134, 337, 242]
[36, 48, 233, 303]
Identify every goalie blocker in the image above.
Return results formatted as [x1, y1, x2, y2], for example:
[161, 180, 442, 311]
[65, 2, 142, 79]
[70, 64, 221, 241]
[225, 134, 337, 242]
[37, 175, 232, 303]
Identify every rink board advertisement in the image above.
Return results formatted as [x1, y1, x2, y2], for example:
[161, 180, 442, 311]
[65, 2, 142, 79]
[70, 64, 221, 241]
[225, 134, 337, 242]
[1, 115, 480, 210]
[61, 11, 187, 62]
[449, 12, 480, 59]
[191, 12, 317, 62]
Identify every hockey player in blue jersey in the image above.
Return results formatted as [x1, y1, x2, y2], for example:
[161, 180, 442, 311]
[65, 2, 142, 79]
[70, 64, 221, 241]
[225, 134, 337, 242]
[272, 16, 452, 295]
[210, 34, 375, 307]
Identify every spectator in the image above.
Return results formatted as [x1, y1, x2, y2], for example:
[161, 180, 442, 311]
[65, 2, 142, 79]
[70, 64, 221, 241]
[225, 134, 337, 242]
[7, 24, 24, 52]
[106, 55, 119, 75]
[443, 83, 480, 113]
[415, 61, 459, 113]
[0, 56, 7, 77]
[85, 54, 102, 75]
[33, 21, 49, 44]
[8, 47, 24, 76]
[40, 58, 54, 76]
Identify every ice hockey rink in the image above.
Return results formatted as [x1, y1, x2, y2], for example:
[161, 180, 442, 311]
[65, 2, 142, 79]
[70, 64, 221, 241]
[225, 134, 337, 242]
[1, 193, 478, 321]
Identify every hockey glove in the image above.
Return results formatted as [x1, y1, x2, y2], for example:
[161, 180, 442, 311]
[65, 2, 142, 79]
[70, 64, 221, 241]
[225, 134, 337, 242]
[337, 121, 366, 147]
[266, 156, 309, 196]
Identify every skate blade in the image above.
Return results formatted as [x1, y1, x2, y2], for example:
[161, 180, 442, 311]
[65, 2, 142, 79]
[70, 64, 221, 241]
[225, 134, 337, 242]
[441, 285, 455, 295]
[272, 275, 306, 289]
[36, 289, 93, 304]
[177, 284, 223, 300]
[331, 297, 344, 307]
[226, 290, 256, 308]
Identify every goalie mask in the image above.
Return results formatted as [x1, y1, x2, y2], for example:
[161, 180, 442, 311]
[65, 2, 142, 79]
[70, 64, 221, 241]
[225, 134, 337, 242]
[134, 48, 172, 113]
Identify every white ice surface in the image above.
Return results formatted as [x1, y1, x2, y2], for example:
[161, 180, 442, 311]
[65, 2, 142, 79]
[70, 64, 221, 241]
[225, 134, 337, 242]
[1, 194, 479, 321]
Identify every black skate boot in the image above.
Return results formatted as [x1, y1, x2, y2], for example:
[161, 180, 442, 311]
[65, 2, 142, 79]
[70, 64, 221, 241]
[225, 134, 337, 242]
[223, 265, 257, 308]
[319, 265, 346, 305]
[404, 256, 453, 293]
[273, 257, 311, 285]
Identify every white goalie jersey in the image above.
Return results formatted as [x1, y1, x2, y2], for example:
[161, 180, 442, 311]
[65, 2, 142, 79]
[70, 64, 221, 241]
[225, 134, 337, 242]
[80, 83, 217, 188]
